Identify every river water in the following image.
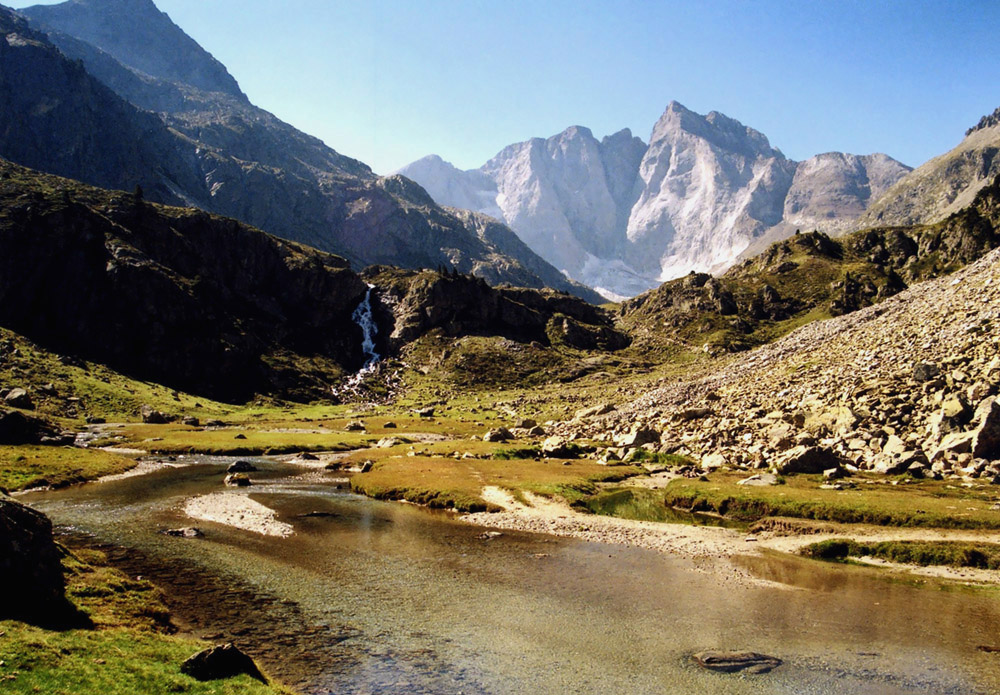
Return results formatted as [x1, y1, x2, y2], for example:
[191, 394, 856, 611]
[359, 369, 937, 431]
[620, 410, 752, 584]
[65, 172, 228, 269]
[21, 456, 1000, 694]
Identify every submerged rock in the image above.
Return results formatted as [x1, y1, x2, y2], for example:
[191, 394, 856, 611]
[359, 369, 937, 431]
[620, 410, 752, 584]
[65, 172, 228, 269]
[181, 643, 267, 683]
[693, 650, 782, 674]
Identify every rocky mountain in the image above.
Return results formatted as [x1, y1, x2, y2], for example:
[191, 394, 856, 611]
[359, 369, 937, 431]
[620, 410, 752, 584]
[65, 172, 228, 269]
[399, 102, 910, 299]
[860, 106, 1000, 228]
[2, 2, 599, 302]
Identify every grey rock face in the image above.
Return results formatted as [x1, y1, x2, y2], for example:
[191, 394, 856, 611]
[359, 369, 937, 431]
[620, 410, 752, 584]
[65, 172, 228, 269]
[400, 102, 909, 299]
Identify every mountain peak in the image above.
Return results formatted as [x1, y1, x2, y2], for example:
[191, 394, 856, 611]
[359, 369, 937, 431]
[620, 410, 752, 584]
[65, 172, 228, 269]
[967, 106, 1000, 136]
[22, 0, 246, 99]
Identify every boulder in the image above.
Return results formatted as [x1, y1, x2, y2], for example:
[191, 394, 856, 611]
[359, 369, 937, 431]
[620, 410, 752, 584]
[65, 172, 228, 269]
[614, 426, 660, 448]
[180, 643, 267, 684]
[701, 453, 727, 470]
[413, 407, 435, 418]
[737, 473, 780, 487]
[226, 460, 257, 473]
[515, 418, 537, 429]
[140, 405, 169, 424]
[224, 473, 252, 487]
[541, 436, 579, 457]
[776, 446, 843, 474]
[574, 403, 615, 420]
[0, 492, 81, 626]
[376, 437, 404, 448]
[162, 527, 204, 538]
[931, 432, 974, 461]
[972, 397, 1000, 460]
[383, 421, 398, 429]
[3, 388, 33, 410]
[297, 452, 319, 461]
[874, 450, 928, 475]
[0, 409, 56, 444]
[693, 650, 782, 674]
[182, 415, 200, 427]
[483, 427, 514, 443]
[344, 420, 366, 431]
[913, 362, 941, 382]
[526, 425, 547, 437]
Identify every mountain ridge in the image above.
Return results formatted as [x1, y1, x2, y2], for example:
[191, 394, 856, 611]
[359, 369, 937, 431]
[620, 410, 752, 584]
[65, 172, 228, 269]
[399, 102, 910, 299]
[5, 0, 601, 302]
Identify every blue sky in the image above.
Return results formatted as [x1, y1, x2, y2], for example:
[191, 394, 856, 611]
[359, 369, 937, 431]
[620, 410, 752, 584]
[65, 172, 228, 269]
[9, 0, 1000, 174]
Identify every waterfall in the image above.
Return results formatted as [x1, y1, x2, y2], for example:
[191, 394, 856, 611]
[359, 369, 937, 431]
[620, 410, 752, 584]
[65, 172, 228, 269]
[352, 285, 380, 371]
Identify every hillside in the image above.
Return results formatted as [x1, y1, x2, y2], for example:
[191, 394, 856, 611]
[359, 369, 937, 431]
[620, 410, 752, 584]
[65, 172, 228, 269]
[860, 106, 1000, 228]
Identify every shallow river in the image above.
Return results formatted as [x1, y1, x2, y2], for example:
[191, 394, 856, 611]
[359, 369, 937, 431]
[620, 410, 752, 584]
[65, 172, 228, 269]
[21, 456, 1000, 694]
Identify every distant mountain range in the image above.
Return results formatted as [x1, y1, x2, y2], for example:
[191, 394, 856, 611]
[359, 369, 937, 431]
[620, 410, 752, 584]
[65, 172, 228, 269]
[1, 0, 600, 302]
[399, 103, 911, 299]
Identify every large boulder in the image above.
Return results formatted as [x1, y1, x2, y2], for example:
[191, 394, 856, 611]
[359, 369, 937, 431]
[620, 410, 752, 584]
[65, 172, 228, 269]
[775, 445, 844, 474]
[3, 388, 34, 410]
[181, 643, 267, 683]
[972, 397, 1000, 460]
[0, 493, 81, 626]
[614, 426, 660, 449]
[0, 409, 56, 444]
[140, 405, 170, 424]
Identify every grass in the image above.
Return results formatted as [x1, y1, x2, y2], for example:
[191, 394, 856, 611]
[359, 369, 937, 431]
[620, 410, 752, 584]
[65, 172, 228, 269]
[492, 446, 542, 460]
[0, 446, 135, 492]
[640, 472, 1000, 529]
[349, 444, 644, 512]
[573, 487, 741, 527]
[802, 539, 1000, 570]
[0, 546, 287, 695]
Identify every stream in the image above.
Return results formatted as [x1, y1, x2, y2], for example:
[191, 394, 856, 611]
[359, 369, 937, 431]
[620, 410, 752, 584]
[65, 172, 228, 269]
[20, 455, 1000, 694]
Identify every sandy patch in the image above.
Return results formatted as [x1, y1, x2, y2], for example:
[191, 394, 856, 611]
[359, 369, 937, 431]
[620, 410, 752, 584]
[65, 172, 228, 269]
[465, 486, 754, 560]
[464, 486, 1000, 586]
[99, 446, 149, 455]
[184, 492, 293, 537]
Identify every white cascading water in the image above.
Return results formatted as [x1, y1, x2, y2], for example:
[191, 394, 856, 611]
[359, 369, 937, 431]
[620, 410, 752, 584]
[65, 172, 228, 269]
[351, 284, 380, 372]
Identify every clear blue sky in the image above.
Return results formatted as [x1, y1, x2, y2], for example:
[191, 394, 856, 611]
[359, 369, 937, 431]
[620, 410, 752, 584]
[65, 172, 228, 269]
[9, 0, 1000, 174]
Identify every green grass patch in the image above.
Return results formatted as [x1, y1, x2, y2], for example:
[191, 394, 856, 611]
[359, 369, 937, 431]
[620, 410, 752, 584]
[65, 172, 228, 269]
[350, 454, 643, 512]
[0, 623, 283, 695]
[573, 487, 742, 527]
[660, 473, 1000, 529]
[0, 543, 287, 695]
[802, 539, 1000, 569]
[493, 446, 542, 460]
[0, 446, 135, 491]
